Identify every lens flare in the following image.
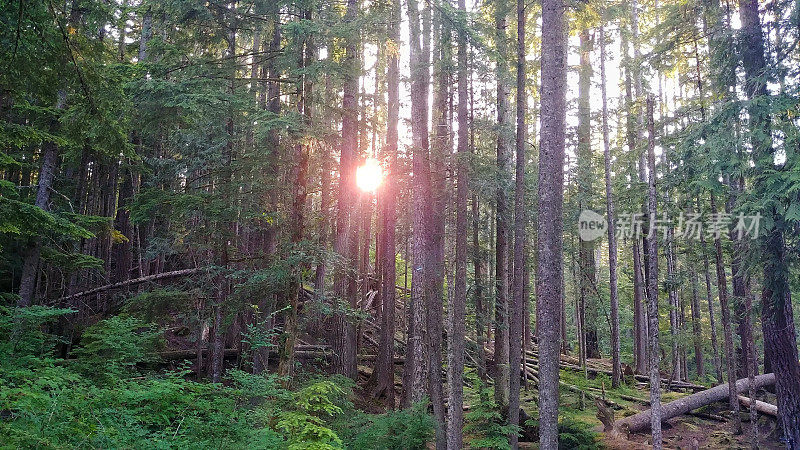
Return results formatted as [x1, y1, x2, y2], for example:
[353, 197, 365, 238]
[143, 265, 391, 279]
[356, 158, 383, 192]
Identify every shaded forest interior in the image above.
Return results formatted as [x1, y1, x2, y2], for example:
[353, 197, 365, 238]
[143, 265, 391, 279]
[2, 0, 800, 448]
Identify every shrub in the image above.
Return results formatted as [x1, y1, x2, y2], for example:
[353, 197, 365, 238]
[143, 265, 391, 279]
[343, 401, 436, 450]
[71, 316, 162, 380]
[276, 380, 346, 449]
[464, 377, 518, 449]
[557, 416, 602, 450]
[0, 306, 73, 359]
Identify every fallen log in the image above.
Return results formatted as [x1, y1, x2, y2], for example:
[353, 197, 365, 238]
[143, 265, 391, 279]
[688, 411, 727, 422]
[560, 381, 624, 410]
[160, 348, 237, 360]
[521, 349, 706, 392]
[738, 395, 778, 417]
[586, 387, 649, 405]
[614, 373, 775, 434]
[59, 268, 203, 302]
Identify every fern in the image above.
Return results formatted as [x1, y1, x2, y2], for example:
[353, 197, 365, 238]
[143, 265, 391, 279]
[464, 377, 518, 449]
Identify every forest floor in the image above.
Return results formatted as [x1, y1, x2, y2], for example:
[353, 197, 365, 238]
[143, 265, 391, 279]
[547, 366, 785, 449]
[603, 414, 784, 449]
[345, 347, 787, 449]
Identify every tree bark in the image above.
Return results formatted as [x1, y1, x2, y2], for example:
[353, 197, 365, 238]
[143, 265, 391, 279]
[576, 26, 599, 360]
[427, 6, 450, 445]
[210, 9, 237, 383]
[402, 0, 431, 408]
[738, 395, 778, 417]
[599, 24, 620, 389]
[253, 12, 281, 375]
[537, 0, 566, 446]
[738, 0, 800, 444]
[314, 71, 332, 297]
[699, 217, 723, 384]
[666, 229, 680, 382]
[446, 1, 469, 446]
[470, 58, 487, 383]
[508, 0, 526, 444]
[621, 28, 648, 375]
[332, 0, 360, 380]
[279, 8, 312, 380]
[711, 193, 742, 434]
[689, 268, 704, 379]
[744, 286, 759, 448]
[17, 90, 66, 307]
[645, 95, 663, 449]
[369, 0, 400, 407]
[493, 0, 511, 412]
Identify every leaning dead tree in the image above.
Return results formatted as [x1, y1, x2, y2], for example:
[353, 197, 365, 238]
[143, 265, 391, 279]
[57, 268, 202, 302]
[615, 373, 775, 434]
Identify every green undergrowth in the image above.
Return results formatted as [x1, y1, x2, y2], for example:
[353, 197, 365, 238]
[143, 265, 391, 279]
[462, 371, 605, 449]
[0, 306, 699, 449]
[0, 307, 434, 449]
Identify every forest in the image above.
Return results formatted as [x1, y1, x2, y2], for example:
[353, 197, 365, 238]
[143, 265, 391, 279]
[1, 0, 799, 448]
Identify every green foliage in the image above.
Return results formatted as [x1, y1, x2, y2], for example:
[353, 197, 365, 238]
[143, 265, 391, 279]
[242, 305, 285, 360]
[72, 316, 162, 379]
[342, 401, 436, 450]
[40, 247, 105, 272]
[276, 381, 345, 449]
[0, 364, 259, 448]
[464, 376, 517, 449]
[521, 413, 602, 450]
[122, 288, 193, 321]
[0, 306, 74, 358]
[0, 310, 363, 449]
[557, 416, 602, 450]
[0, 196, 94, 239]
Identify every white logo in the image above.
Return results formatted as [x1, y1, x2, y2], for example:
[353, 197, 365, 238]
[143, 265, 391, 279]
[579, 209, 607, 242]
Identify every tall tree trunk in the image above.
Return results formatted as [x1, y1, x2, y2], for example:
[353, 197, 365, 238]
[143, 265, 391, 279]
[621, 28, 648, 374]
[744, 285, 759, 448]
[537, 0, 566, 446]
[508, 0, 526, 443]
[369, 0, 400, 406]
[645, 96, 663, 449]
[699, 213, 724, 383]
[446, 1, 469, 445]
[739, 0, 800, 444]
[711, 193, 742, 434]
[402, 0, 431, 408]
[427, 6, 450, 445]
[493, 0, 511, 412]
[210, 10, 237, 384]
[689, 267, 704, 379]
[727, 178, 751, 379]
[470, 56, 487, 383]
[631, 1, 653, 379]
[666, 228, 680, 381]
[279, 8, 312, 379]
[576, 26, 599, 360]
[314, 71, 333, 297]
[599, 24, 621, 388]
[332, 0, 360, 380]
[253, 12, 281, 375]
[488, 206, 495, 346]
[17, 90, 66, 307]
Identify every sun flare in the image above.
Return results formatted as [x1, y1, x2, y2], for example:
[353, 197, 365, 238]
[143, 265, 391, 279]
[356, 158, 383, 192]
